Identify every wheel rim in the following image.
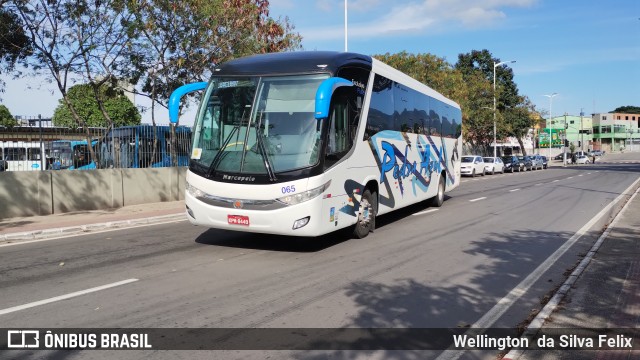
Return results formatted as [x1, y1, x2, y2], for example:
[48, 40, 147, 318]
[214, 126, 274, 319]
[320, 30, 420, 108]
[438, 179, 444, 202]
[358, 198, 371, 228]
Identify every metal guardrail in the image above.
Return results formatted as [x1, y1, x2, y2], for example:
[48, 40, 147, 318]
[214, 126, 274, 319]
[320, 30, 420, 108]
[0, 124, 192, 171]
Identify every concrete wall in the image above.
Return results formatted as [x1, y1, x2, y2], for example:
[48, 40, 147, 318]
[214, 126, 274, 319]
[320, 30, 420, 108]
[52, 169, 124, 214]
[0, 167, 186, 220]
[0, 171, 53, 218]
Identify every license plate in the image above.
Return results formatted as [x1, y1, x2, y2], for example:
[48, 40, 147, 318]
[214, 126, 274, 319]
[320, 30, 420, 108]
[228, 215, 250, 226]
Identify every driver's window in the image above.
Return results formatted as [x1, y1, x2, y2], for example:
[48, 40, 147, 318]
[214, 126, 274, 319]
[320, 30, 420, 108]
[202, 96, 221, 150]
[324, 87, 359, 170]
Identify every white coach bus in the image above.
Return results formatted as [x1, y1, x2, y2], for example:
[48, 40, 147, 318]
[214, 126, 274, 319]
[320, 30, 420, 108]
[169, 51, 462, 238]
[0, 141, 46, 172]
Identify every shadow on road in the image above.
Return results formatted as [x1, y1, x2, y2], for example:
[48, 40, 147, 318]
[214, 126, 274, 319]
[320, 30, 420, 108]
[194, 228, 353, 253]
[194, 196, 448, 253]
[290, 226, 593, 360]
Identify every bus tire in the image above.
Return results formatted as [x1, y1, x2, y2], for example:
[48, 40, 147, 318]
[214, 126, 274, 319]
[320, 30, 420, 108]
[431, 174, 445, 207]
[353, 189, 376, 239]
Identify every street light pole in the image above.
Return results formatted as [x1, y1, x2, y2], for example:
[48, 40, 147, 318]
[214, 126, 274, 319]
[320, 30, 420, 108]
[543, 93, 558, 160]
[493, 60, 516, 158]
[344, 0, 348, 52]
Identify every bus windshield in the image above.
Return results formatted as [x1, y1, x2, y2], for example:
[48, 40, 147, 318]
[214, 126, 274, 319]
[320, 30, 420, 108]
[49, 142, 73, 169]
[191, 74, 329, 179]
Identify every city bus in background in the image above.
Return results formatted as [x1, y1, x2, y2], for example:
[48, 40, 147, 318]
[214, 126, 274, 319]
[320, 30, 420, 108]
[0, 141, 47, 171]
[169, 51, 462, 238]
[47, 139, 97, 170]
[96, 125, 191, 169]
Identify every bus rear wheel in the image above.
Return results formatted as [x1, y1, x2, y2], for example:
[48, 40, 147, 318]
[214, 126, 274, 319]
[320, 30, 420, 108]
[353, 189, 377, 239]
[430, 174, 445, 207]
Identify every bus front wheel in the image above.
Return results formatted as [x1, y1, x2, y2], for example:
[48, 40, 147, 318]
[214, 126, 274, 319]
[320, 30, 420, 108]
[353, 189, 377, 239]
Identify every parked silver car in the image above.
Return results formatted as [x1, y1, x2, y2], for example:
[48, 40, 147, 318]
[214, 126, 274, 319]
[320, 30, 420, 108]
[529, 154, 544, 170]
[483, 157, 505, 175]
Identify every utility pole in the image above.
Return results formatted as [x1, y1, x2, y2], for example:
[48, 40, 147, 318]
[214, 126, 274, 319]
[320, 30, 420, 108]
[563, 113, 567, 166]
[580, 109, 585, 152]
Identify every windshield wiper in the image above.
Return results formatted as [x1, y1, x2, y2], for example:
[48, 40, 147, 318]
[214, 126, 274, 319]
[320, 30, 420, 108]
[208, 123, 241, 177]
[254, 111, 277, 182]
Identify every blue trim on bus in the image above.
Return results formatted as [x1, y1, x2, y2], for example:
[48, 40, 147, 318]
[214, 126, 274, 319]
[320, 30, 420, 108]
[314, 77, 353, 119]
[169, 82, 208, 123]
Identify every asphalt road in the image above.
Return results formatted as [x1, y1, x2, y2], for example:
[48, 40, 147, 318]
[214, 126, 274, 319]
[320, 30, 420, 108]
[2, 162, 639, 360]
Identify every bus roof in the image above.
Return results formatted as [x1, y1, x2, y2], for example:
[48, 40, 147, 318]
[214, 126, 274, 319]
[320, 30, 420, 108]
[214, 51, 373, 76]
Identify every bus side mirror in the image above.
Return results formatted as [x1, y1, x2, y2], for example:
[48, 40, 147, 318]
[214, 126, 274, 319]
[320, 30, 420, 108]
[168, 82, 208, 124]
[314, 77, 353, 120]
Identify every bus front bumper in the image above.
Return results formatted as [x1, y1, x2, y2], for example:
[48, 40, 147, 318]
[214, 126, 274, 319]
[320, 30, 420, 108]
[184, 192, 324, 237]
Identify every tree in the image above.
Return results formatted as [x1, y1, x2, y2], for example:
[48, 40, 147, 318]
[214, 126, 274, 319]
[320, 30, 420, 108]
[0, 104, 17, 127]
[374, 52, 468, 101]
[373, 51, 500, 153]
[456, 49, 520, 110]
[128, 0, 301, 165]
[52, 83, 140, 127]
[503, 96, 536, 155]
[70, 0, 142, 131]
[10, 0, 107, 164]
[612, 106, 640, 114]
[0, 6, 32, 94]
[128, 0, 302, 124]
[455, 49, 536, 154]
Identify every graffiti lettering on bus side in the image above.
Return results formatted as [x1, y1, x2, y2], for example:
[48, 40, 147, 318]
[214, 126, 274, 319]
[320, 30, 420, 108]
[379, 141, 432, 184]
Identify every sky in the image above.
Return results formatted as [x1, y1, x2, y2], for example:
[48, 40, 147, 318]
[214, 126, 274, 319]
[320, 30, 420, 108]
[1, 0, 639, 125]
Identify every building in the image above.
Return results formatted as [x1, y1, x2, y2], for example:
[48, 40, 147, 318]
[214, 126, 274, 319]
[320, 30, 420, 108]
[592, 112, 640, 152]
[14, 115, 53, 127]
[539, 114, 593, 152]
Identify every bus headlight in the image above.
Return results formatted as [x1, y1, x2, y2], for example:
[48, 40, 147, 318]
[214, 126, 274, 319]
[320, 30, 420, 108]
[186, 182, 206, 198]
[276, 180, 331, 206]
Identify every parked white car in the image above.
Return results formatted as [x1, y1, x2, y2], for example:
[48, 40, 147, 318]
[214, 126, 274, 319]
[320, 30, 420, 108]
[461, 155, 485, 177]
[576, 155, 591, 164]
[483, 157, 504, 175]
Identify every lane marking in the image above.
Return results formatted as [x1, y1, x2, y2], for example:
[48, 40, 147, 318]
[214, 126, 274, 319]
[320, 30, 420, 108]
[412, 209, 439, 216]
[535, 183, 543, 186]
[587, 172, 591, 174]
[567, 177, 574, 179]
[436, 175, 640, 360]
[552, 179, 560, 183]
[469, 197, 486, 202]
[509, 189, 520, 192]
[578, 175, 583, 177]
[504, 182, 640, 360]
[0, 279, 139, 316]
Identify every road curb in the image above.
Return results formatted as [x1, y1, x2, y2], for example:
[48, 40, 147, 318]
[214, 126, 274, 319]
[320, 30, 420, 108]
[502, 178, 640, 360]
[0, 213, 186, 244]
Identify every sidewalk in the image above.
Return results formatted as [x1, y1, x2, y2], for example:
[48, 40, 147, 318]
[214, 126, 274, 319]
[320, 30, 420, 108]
[506, 182, 640, 359]
[0, 200, 186, 243]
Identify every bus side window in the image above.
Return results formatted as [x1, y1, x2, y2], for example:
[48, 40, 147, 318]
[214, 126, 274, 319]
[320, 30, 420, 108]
[73, 145, 90, 167]
[28, 148, 41, 161]
[365, 74, 393, 139]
